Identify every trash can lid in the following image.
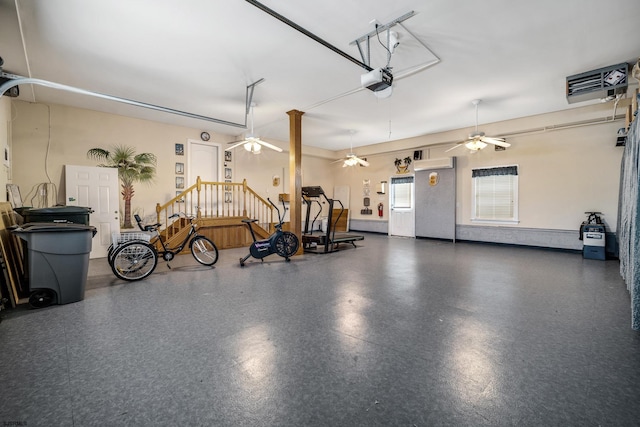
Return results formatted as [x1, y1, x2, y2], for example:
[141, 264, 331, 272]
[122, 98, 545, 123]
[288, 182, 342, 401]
[12, 222, 97, 233]
[22, 206, 93, 214]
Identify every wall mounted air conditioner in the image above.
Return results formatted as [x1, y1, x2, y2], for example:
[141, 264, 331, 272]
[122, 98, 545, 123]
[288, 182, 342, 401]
[414, 157, 454, 171]
[566, 63, 628, 104]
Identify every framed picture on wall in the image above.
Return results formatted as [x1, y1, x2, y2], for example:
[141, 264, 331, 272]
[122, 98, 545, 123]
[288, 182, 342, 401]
[225, 192, 232, 203]
[175, 162, 184, 174]
[225, 167, 232, 180]
[225, 150, 232, 162]
[225, 179, 231, 191]
[176, 176, 184, 189]
[175, 143, 184, 155]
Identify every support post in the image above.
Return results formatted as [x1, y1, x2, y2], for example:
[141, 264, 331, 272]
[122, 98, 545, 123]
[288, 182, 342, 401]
[287, 109, 304, 255]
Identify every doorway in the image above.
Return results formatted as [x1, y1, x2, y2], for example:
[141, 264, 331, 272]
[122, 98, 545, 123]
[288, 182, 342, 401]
[65, 165, 120, 258]
[188, 140, 221, 183]
[389, 175, 415, 237]
[187, 140, 221, 212]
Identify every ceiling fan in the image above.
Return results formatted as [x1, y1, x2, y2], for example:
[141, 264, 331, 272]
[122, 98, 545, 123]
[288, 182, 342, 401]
[446, 99, 511, 152]
[228, 103, 282, 153]
[341, 153, 370, 167]
[333, 131, 370, 167]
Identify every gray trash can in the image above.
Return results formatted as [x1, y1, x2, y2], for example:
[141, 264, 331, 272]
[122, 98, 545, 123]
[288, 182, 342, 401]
[12, 223, 96, 308]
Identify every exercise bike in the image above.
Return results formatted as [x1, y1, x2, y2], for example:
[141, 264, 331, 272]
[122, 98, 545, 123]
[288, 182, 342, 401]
[240, 197, 299, 266]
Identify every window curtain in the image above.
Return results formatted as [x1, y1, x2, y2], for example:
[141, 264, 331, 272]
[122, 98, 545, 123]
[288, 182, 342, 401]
[472, 166, 518, 178]
[391, 176, 415, 184]
[617, 115, 640, 330]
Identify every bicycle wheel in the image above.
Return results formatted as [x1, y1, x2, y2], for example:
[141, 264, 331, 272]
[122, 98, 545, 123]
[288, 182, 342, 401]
[275, 231, 299, 258]
[107, 243, 116, 266]
[190, 235, 219, 266]
[111, 241, 158, 281]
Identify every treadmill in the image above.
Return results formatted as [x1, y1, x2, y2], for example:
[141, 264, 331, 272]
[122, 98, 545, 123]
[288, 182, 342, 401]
[301, 186, 364, 253]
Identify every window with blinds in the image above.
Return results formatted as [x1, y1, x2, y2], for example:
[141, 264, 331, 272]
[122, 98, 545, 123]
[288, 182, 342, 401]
[472, 165, 518, 222]
[391, 176, 414, 209]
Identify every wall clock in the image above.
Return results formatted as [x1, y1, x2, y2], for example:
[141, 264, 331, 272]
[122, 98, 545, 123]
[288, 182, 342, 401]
[200, 131, 210, 141]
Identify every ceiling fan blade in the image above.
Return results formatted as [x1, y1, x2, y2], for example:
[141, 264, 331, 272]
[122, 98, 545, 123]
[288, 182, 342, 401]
[356, 157, 369, 167]
[227, 140, 248, 150]
[445, 143, 464, 153]
[256, 140, 283, 152]
[481, 137, 510, 147]
[331, 158, 345, 164]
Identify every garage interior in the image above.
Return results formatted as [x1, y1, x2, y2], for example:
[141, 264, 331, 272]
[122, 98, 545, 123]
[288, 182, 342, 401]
[1, 0, 640, 425]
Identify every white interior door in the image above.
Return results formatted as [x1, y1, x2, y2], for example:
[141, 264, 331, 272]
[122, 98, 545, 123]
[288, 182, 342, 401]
[187, 140, 220, 213]
[389, 175, 415, 237]
[65, 165, 120, 258]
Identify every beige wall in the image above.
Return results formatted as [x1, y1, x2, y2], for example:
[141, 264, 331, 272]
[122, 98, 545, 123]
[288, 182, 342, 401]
[10, 101, 335, 222]
[336, 102, 625, 233]
[10, 101, 232, 218]
[9, 99, 625, 234]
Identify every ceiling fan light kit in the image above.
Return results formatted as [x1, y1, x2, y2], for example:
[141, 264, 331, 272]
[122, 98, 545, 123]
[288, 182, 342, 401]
[244, 140, 261, 153]
[335, 130, 370, 167]
[465, 139, 488, 151]
[343, 157, 359, 167]
[228, 102, 283, 153]
[341, 154, 369, 167]
[446, 99, 511, 153]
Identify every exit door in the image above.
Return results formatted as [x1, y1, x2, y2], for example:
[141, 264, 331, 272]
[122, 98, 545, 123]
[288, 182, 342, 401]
[389, 175, 415, 237]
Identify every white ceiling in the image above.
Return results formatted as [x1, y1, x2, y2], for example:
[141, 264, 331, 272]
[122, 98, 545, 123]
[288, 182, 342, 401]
[1, 0, 639, 152]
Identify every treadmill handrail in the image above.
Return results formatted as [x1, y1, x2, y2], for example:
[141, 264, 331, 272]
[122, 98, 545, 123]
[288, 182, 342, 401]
[330, 198, 344, 243]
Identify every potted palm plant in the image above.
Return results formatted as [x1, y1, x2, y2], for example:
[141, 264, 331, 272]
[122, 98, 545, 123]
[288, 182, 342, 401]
[87, 145, 157, 228]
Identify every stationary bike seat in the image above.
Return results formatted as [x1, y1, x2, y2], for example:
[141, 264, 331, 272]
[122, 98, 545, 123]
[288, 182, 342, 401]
[241, 219, 258, 224]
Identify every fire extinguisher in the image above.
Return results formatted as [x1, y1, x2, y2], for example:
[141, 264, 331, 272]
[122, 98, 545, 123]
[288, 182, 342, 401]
[378, 203, 384, 217]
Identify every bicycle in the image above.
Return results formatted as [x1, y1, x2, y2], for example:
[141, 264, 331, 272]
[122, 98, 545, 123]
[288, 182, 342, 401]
[240, 197, 299, 266]
[109, 213, 219, 281]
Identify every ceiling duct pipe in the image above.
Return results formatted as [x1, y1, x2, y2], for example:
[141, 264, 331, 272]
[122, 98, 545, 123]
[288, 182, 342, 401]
[0, 74, 266, 130]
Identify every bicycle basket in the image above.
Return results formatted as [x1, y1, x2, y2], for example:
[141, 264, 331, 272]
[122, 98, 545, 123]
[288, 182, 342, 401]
[112, 231, 152, 248]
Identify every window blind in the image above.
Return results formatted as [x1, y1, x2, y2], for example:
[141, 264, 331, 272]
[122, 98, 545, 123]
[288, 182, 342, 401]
[473, 166, 518, 221]
[391, 176, 414, 209]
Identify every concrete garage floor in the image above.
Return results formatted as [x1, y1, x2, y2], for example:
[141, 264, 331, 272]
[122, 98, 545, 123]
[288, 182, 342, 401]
[1, 233, 640, 426]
